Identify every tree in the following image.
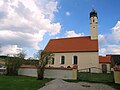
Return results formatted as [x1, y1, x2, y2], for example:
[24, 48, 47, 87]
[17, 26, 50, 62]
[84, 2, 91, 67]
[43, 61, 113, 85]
[5, 57, 23, 75]
[23, 57, 39, 66]
[15, 51, 26, 59]
[37, 50, 54, 80]
[5, 51, 26, 75]
[111, 55, 120, 67]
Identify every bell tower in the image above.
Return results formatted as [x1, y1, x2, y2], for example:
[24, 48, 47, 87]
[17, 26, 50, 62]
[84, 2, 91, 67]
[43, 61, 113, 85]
[90, 8, 98, 40]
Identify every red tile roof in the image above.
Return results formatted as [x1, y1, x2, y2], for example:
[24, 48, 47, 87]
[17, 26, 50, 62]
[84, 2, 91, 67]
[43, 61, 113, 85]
[44, 36, 98, 53]
[20, 65, 77, 70]
[99, 56, 111, 63]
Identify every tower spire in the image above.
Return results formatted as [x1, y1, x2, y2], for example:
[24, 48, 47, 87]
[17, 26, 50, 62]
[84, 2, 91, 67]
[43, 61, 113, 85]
[90, 6, 98, 40]
[90, 0, 94, 8]
[92, 5, 94, 12]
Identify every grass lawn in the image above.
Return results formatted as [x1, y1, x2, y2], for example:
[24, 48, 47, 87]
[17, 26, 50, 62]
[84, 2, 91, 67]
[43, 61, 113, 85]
[78, 72, 114, 83]
[66, 72, 120, 90]
[0, 76, 52, 90]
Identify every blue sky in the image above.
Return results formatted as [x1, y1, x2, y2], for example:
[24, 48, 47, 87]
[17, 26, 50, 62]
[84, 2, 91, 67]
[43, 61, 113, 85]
[0, 0, 120, 58]
[55, 0, 120, 37]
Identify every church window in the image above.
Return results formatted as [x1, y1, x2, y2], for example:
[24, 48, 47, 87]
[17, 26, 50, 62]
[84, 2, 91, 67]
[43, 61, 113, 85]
[51, 58, 54, 64]
[61, 56, 65, 64]
[73, 56, 78, 65]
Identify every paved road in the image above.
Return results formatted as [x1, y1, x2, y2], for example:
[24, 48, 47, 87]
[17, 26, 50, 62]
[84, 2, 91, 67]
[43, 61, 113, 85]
[39, 79, 116, 90]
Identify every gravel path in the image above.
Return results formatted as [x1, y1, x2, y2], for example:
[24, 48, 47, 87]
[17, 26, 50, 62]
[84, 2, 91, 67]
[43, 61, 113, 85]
[39, 79, 116, 90]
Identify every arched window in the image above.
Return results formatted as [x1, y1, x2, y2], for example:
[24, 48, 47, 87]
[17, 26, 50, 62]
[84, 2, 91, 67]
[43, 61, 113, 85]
[73, 56, 78, 65]
[61, 56, 65, 64]
[51, 58, 54, 64]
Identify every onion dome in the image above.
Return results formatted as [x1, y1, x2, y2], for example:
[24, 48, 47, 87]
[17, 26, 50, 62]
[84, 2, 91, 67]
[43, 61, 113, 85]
[90, 8, 98, 18]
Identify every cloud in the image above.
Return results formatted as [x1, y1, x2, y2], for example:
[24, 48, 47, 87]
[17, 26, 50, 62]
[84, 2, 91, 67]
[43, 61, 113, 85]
[112, 21, 120, 31]
[0, 11, 7, 19]
[100, 45, 120, 55]
[99, 48, 107, 55]
[0, 30, 46, 49]
[107, 45, 120, 54]
[65, 11, 70, 16]
[0, 45, 22, 56]
[65, 30, 84, 37]
[98, 34, 108, 48]
[110, 21, 120, 43]
[99, 21, 120, 55]
[0, 0, 61, 55]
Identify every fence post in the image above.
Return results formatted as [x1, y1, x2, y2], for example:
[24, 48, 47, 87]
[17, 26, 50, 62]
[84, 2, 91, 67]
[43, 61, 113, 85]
[72, 67, 77, 80]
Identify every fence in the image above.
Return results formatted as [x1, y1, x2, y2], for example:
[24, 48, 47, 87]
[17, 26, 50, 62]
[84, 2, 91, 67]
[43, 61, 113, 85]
[18, 66, 77, 80]
[78, 67, 101, 73]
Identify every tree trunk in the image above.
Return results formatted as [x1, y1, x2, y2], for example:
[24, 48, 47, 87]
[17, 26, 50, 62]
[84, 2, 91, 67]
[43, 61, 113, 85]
[37, 68, 44, 80]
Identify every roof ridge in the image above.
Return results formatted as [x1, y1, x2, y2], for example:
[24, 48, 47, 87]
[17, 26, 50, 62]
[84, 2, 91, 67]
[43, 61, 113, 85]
[51, 36, 91, 40]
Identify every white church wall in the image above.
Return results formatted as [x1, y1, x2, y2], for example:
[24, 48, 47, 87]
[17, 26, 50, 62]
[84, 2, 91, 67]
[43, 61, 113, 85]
[49, 52, 99, 73]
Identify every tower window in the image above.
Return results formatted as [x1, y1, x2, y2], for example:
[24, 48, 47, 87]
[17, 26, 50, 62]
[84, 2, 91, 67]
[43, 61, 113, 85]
[93, 19, 94, 22]
[61, 56, 65, 64]
[73, 56, 78, 65]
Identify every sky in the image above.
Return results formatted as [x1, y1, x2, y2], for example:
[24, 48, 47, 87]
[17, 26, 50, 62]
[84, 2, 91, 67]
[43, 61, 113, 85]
[0, 0, 120, 58]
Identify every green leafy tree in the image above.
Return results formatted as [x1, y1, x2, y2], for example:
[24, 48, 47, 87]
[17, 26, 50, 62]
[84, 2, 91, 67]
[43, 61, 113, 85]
[37, 50, 54, 80]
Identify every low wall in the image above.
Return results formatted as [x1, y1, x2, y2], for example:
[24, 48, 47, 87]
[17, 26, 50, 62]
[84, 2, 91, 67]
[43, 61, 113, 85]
[18, 66, 77, 80]
[113, 66, 120, 84]
[78, 67, 101, 73]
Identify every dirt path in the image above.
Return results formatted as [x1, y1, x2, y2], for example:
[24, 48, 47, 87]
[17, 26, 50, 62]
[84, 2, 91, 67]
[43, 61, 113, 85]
[39, 79, 116, 90]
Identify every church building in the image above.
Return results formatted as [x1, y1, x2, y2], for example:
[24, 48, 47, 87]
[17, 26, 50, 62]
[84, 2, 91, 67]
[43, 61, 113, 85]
[44, 8, 99, 72]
